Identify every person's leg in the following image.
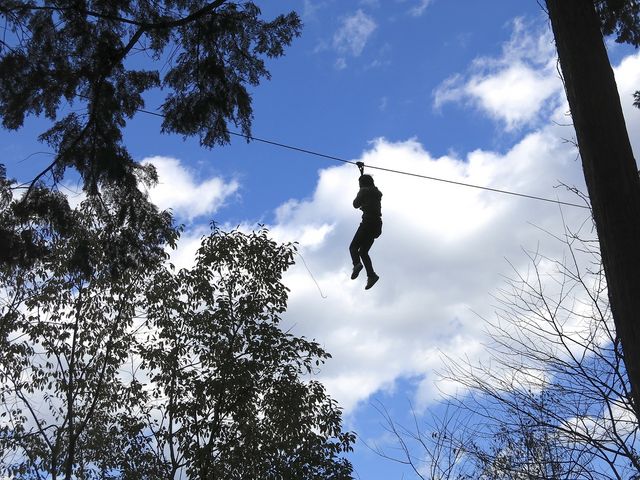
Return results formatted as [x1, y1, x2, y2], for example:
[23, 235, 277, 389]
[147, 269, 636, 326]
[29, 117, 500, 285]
[361, 222, 381, 289]
[349, 225, 365, 266]
[349, 225, 366, 279]
[359, 235, 376, 277]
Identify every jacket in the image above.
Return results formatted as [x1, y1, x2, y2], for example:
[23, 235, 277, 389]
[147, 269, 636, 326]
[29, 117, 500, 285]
[353, 186, 382, 223]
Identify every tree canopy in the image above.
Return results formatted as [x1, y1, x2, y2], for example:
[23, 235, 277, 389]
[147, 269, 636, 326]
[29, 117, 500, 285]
[0, 5, 356, 477]
[0, 192, 354, 478]
[595, 0, 640, 47]
[0, 1, 301, 194]
[0, 1, 301, 275]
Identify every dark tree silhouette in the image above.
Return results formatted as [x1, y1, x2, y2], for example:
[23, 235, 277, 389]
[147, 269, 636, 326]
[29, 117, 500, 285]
[0, 0, 300, 194]
[0, 186, 354, 478]
[0, 1, 301, 270]
[545, 0, 640, 413]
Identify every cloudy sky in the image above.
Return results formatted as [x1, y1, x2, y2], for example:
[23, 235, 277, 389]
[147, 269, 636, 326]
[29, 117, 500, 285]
[4, 0, 640, 478]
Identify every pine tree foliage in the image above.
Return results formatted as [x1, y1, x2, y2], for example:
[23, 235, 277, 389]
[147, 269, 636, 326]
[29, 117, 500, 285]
[0, 1, 301, 269]
[0, 1, 301, 194]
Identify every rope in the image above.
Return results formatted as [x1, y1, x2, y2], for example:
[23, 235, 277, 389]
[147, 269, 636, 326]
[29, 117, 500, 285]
[295, 251, 327, 299]
[137, 107, 590, 210]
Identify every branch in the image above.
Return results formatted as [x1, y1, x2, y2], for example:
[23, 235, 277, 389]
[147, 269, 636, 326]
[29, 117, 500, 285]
[13, 386, 54, 452]
[10, 0, 227, 30]
[21, 116, 94, 201]
[63, 283, 84, 480]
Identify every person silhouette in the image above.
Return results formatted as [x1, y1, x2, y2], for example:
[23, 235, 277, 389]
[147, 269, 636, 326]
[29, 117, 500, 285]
[349, 167, 382, 290]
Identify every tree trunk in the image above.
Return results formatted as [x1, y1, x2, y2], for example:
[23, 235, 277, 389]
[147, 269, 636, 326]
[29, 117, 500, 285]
[546, 0, 640, 414]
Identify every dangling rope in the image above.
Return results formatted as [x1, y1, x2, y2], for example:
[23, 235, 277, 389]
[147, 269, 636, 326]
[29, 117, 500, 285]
[295, 251, 327, 299]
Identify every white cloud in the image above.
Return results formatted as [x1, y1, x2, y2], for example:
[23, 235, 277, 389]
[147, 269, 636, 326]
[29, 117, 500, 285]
[613, 53, 640, 156]
[433, 18, 561, 131]
[563, 400, 637, 448]
[465, 64, 559, 129]
[302, 0, 326, 21]
[259, 123, 591, 412]
[142, 156, 239, 222]
[167, 225, 210, 271]
[299, 48, 639, 413]
[409, 0, 433, 17]
[228, 49, 640, 414]
[262, 40, 640, 412]
[334, 57, 347, 70]
[166, 49, 640, 417]
[332, 9, 377, 68]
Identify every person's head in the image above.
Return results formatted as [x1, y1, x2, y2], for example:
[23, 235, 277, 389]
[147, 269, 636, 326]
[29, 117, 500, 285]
[359, 174, 375, 188]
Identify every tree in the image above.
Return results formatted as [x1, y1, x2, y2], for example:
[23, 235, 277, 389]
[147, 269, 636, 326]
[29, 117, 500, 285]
[0, 188, 354, 479]
[595, 0, 640, 46]
[0, 0, 300, 194]
[375, 221, 640, 479]
[0, 1, 301, 269]
[0, 4, 354, 477]
[0, 177, 176, 478]
[544, 0, 640, 412]
[473, 405, 580, 480]
[141, 226, 354, 479]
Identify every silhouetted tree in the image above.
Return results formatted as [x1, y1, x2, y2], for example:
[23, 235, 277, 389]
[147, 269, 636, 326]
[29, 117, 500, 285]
[141, 226, 354, 479]
[0, 195, 354, 478]
[0, 0, 300, 193]
[0, 1, 301, 267]
[595, 0, 640, 47]
[545, 0, 640, 412]
[594, 1, 640, 106]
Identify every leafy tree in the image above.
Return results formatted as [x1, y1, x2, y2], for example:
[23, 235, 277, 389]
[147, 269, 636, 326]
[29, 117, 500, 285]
[0, 179, 175, 478]
[0, 0, 300, 194]
[544, 0, 640, 413]
[595, 0, 640, 47]
[0, 4, 354, 477]
[141, 226, 354, 479]
[0, 1, 301, 269]
[0, 189, 354, 479]
[594, 1, 640, 106]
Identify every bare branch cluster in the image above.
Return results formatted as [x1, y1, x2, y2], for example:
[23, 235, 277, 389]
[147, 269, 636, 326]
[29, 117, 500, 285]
[376, 217, 640, 479]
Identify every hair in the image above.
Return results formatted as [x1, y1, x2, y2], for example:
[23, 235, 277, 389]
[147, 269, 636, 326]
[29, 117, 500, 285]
[359, 174, 374, 187]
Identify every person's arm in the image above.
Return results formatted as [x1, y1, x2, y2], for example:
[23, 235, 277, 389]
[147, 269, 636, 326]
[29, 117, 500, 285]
[353, 189, 363, 208]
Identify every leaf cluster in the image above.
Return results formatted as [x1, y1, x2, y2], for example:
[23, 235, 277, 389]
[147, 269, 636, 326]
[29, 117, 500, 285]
[596, 0, 640, 47]
[0, 204, 354, 479]
[141, 226, 354, 478]
[0, 164, 176, 277]
[0, 1, 301, 195]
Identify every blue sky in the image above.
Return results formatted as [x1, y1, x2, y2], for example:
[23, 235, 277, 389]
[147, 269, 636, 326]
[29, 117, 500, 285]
[4, 1, 640, 478]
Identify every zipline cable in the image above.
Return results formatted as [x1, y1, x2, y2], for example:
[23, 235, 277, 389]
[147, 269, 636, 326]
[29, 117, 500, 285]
[137, 107, 590, 210]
